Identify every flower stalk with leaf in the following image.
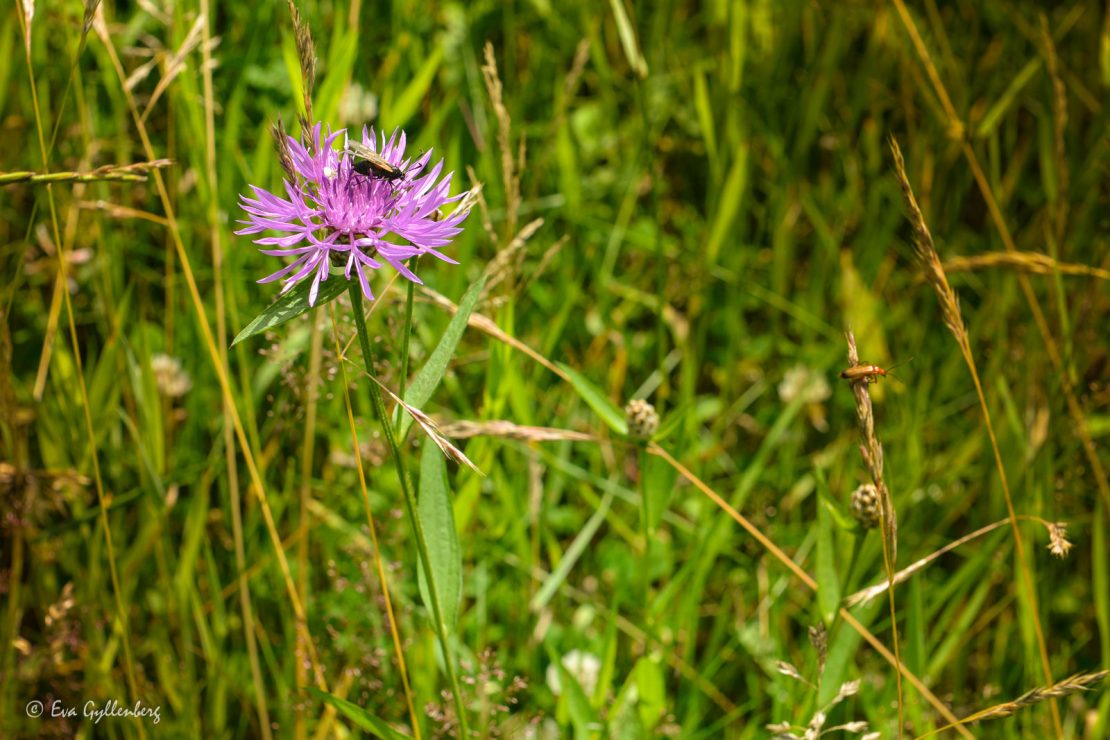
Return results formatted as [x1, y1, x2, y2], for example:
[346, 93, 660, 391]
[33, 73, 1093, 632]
[235, 118, 478, 736]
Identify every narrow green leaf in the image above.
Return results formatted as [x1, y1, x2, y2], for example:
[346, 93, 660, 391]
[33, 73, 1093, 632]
[816, 492, 841, 626]
[595, 606, 621, 708]
[814, 468, 856, 532]
[642, 450, 677, 534]
[531, 490, 614, 611]
[386, 45, 445, 128]
[1095, 500, 1110, 738]
[1094, 500, 1109, 666]
[818, 602, 871, 705]
[232, 275, 347, 346]
[306, 688, 409, 739]
[693, 69, 717, 175]
[652, 401, 691, 442]
[974, 59, 1040, 139]
[607, 0, 648, 78]
[633, 656, 666, 730]
[1102, 22, 1110, 86]
[557, 363, 628, 435]
[705, 142, 748, 264]
[314, 30, 358, 125]
[397, 276, 486, 437]
[417, 437, 463, 631]
[608, 662, 646, 735]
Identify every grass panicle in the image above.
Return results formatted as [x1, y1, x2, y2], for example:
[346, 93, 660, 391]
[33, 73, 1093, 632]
[917, 671, 1109, 739]
[891, 135, 1061, 727]
[286, 0, 316, 128]
[941, 251, 1110, 281]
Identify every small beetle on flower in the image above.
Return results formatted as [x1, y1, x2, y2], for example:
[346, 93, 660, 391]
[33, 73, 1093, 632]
[236, 123, 471, 306]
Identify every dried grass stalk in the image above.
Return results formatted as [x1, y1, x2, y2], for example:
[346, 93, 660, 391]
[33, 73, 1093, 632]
[482, 217, 544, 298]
[286, 0, 316, 128]
[364, 374, 482, 475]
[845, 329, 903, 733]
[846, 518, 1011, 607]
[890, 134, 1061, 728]
[973, 671, 1108, 722]
[437, 420, 595, 443]
[1, 159, 172, 185]
[480, 42, 521, 241]
[918, 671, 1109, 739]
[941, 252, 1110, 281]
[845, 332, 897, 563]
[140, 14, 210, 122]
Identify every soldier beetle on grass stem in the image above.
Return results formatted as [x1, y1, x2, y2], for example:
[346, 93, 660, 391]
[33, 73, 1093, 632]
[840, 358, 912, 386]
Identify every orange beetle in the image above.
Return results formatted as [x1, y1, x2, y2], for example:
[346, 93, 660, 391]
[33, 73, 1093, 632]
[839, 363, 889, 385]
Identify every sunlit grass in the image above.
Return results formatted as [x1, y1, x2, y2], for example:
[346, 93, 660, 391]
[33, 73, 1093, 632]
[2, 1, 1109, 737]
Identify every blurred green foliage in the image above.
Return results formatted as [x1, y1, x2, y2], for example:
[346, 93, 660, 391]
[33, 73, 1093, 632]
[2, 0, 1109, 737]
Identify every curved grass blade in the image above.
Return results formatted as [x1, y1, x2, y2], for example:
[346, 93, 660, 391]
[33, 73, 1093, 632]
[557, 363, 628, 435]
[306, 688, 409, 739]
[231, 274, 347, 346]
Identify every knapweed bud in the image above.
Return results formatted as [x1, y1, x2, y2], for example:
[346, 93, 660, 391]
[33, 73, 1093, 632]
[850, 483, 880, 530]
[625, 399, 659, 439]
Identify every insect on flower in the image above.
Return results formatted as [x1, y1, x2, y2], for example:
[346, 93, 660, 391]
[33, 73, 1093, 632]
[348, 140, 405, 181]
[235, 124, 472, 306]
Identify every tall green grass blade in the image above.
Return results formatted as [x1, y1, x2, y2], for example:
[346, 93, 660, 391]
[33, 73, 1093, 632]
[1096, 500, 1110, 738]
[642, 450, 677, 534]
[385, 45, 445, 128]
[634, 656, 666, 730]
[705, 142, 748, 264]
[975, 59, 1040, 139]
[531, 490, 614, 611]
[417, 437, 463, 631]
[607, 0, 648, 78]
[547, 644, 599, 738]
[314, 30, 357, 124]
[396, 275, 486, 437]
[815, 493, 840, 626]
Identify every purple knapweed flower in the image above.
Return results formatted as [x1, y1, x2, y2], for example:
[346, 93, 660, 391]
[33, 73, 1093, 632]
[236, 123, 470, 305]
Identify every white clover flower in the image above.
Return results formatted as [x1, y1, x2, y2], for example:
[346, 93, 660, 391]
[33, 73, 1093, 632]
[151, 353, 192, 398]
[545, 649, 601, 697]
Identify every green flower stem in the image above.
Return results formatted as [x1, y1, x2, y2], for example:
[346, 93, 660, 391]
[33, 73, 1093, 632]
[396, 260, 419, 436]
[637, 441, 655, 610]
[347, 283, 469, 736]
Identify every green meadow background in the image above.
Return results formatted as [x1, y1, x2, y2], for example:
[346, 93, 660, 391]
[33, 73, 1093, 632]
[3, 0, 1109, 736]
